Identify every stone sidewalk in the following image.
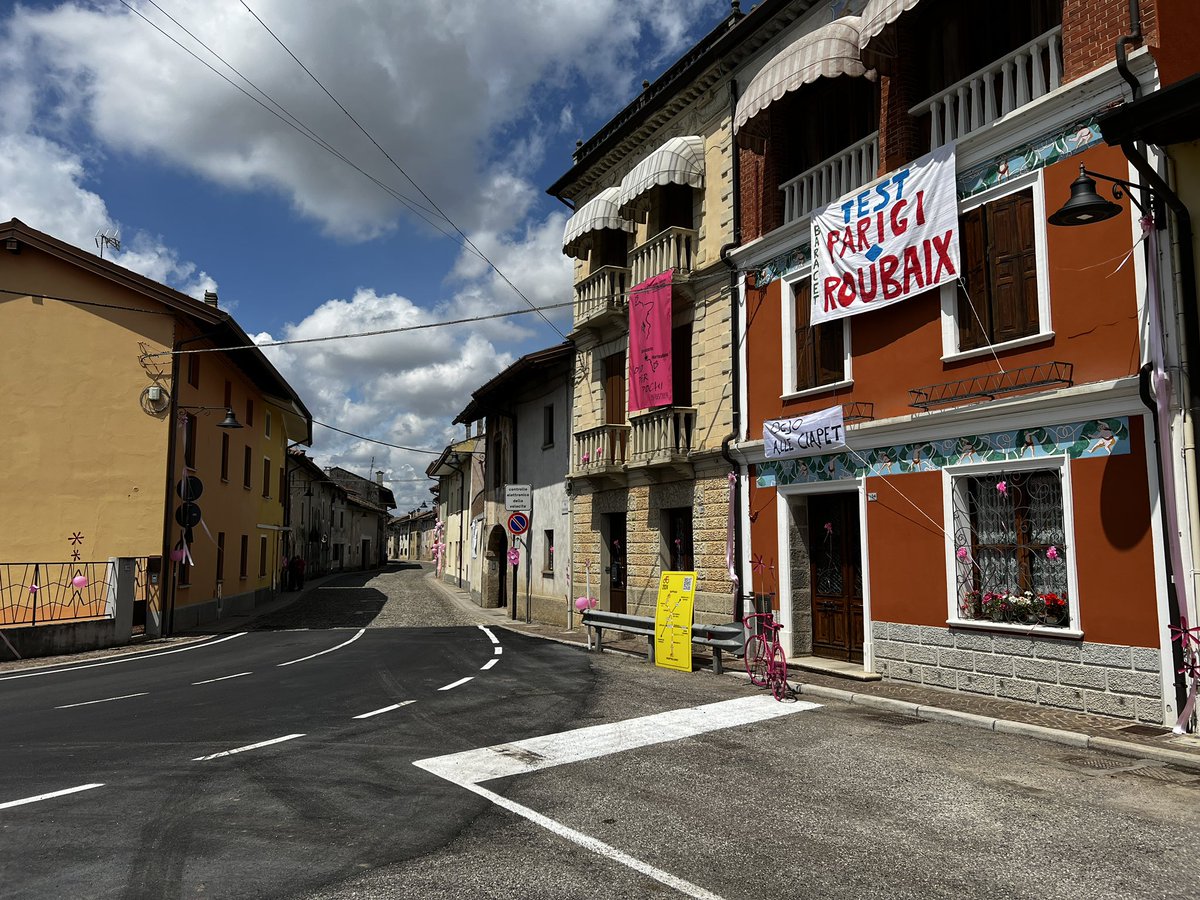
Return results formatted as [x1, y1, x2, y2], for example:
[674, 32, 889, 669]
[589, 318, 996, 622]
[424, 573, 1200, 773]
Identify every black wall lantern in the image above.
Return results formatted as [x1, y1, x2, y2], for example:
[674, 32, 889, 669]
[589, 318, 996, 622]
[1048, 163, 1161, 228]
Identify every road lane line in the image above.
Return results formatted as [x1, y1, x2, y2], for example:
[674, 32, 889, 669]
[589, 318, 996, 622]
[193, 734, 305, 762]
[192, 672, 252, 685]
[461, 781, 725, 900]
[353, 700, 416, 720]
[494, 646, 502, 655]
[438, 677, 474, 691]
[478, 625, 500, 644]
[416, 694, 820, 785]
[480, 659, 498, 671]
[0, 632, 247, 681]
[276, 628, 365, 667]
[55, 692, 148, 709]
[0, 783, 104, 811]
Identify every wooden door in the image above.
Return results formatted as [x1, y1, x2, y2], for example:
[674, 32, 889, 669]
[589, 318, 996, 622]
[607, 513, 627, 614]
[603, 353, 626, 425]
[808, 494, 864, 663]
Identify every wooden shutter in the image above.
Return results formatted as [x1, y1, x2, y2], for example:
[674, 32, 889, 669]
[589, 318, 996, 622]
[604, 352, 626, 424]
[988, 189, 1038, 343]
[956, 205, 989, 350]
[816, 320, 845, 386]
[672, 323, 693, 407]
[794, 278, 815, 390]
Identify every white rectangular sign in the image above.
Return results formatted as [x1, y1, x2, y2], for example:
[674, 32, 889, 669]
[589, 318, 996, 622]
[811, 143, 959, 325]
[764, 406, 846, 460]
[504, 484, 532, 511]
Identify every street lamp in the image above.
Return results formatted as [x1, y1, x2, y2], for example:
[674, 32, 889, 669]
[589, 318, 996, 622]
[178, 405, 244, 428]
[1047, 164, 1158, 227]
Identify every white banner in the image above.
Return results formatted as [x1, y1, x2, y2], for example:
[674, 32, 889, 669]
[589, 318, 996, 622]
[764, 406, 845, 459]
[811, 143, 959, 325]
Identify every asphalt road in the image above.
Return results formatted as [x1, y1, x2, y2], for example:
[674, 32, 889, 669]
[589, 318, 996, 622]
[3, 564, 1199, 900]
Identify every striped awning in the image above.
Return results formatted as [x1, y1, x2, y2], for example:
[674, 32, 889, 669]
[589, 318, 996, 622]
[562, 187, 635, 258]
[616, 135, 705, 220]
[734, 17, 872, 146]
[858, 0, 921, 72]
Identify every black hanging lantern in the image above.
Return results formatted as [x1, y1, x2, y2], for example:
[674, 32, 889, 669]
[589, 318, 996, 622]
[1048, 165, 1123, 227]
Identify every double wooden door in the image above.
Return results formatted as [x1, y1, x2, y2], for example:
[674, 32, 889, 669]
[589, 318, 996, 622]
[606, 513, 627, 615]
[808, 493, 864, 663]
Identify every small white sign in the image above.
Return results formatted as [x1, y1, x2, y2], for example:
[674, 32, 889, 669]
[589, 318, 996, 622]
[763, 405, 846, 460]
[505, 484, 532, 511]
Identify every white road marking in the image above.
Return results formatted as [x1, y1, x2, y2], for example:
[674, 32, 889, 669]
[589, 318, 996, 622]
[478, 625, 500, 644]
[192, 672, 252, 685]
[353, 700, 416, 720]
[55, 692, 148, 709]
[0, 783, 104, 811]
[481, 659, 498, 671]
[414, 696, 818, 900]
[493, 646, 502, 655]
[0, 632, 247, 681]
[276, 628, 365, 667]
[416, 695, 819, 785]
[461, 781, 725, 900]
[438, 677, 474, 691]
[193, 733, 305, 762]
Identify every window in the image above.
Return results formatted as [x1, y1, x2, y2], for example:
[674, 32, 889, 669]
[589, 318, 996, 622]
[265, 410, 272, 438]
[950, 465, 1072, 629]
[259, 535, 268, 576]
[543, 530, 554, 574]
[672, 323, 693, 407]
[262, 458, 272, 498]
[243, 446, 252, 489]
[245, 398, 254, 428]
[603, 352, 626, 424]
[783, 274, 849, 396]
[589, 228, 629, 272]
[187, 353, 200, 389]
[220, 433, 230, 482]
[943, 178, 1050, 357]
[216, 532, 225, 581]
[665, 507, 694, 571]
[182, 413, 197, 469]
[340, 511, 344, 528]
[239, 535, 248, 579]
[278, 466, 286, 504]
[543, 405, 554, 448]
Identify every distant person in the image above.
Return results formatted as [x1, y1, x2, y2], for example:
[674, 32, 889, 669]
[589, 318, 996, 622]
[290, 555, 306, 590]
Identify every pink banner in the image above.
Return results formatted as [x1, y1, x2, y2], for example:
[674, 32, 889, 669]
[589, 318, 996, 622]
[628, 270, 673, 411]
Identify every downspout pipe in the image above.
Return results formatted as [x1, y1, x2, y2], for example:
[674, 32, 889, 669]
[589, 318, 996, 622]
[720, 75, 744, 620]
[1115, 0, 1143, 101]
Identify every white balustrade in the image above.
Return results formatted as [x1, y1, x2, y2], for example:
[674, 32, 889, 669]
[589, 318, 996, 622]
[574, 265, 630, 328]
[629, 226, 696, 285]
[573, 424, 629, 475]
[628, 407, 697, 465]
[912, 27, 1063, 150]
[779, 131, 879, 226]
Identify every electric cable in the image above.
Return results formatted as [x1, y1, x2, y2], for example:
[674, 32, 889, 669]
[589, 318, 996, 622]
[311, 420, 441, 454]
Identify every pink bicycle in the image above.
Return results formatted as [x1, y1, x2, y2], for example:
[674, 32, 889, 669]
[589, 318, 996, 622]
[744, 611, 793, 701]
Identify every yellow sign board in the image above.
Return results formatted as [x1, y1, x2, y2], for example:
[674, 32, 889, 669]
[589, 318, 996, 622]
[654, 571, 697, 672]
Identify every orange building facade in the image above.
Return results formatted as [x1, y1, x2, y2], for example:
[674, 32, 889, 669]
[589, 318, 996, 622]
[730, 0, 1188, 724]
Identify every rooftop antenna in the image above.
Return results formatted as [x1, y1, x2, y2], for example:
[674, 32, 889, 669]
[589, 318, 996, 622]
[94, 227, 121, 259]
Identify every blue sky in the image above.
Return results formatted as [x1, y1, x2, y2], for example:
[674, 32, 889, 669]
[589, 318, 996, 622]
[0, 0, 728, 508]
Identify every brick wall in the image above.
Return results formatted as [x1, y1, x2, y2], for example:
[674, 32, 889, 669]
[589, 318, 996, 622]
[1061, 0, 1159, 84]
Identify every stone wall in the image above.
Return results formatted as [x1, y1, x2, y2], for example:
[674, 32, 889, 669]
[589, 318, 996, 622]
[873, 622, 1165, 724]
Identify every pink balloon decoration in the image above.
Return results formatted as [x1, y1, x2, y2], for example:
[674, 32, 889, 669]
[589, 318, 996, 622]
[507, 547, 520, 567]
[956, 547, 969, 560]
[71, 575, 88, 589]
[574, 596, 598, 611]
[169, 548, 186, 562]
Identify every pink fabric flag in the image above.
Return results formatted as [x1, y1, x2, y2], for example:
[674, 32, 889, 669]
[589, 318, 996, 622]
[628, 270, 673, 411]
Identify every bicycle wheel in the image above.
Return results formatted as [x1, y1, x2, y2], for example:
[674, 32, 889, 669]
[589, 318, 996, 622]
[770, 644, 791, 700]
[745, 634, 769, 686]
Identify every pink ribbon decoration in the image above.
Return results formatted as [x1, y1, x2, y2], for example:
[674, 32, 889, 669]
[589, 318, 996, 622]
[506, 547, 520, 567]
[726, 470, 739, 595]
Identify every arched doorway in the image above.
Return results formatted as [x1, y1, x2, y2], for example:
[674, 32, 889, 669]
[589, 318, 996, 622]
[482, 525, 508, 609]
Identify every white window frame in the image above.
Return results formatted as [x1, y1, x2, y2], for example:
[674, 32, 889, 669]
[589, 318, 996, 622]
[941, 454, 1082, 638]
[939, 169, 1054, 363]
[265, 410, 272, 438]
[781, 265, 853, 400]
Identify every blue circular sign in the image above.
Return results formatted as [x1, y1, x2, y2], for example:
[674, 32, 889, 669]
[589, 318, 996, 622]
[507, 512, 529, 535]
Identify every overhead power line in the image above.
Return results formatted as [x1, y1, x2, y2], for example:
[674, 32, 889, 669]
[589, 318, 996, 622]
[311, 420, 441, 454]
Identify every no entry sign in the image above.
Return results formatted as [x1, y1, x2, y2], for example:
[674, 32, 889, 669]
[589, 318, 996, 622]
[507, 512, 530, 535]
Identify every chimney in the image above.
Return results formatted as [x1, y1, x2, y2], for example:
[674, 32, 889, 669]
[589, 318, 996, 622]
[203, 290, 219, 308]
[375, 470, 384, 485]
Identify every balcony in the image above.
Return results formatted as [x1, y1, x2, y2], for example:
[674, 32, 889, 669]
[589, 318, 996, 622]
[630, 226, 696, 285]
[779, 131, 879, 227]
[911, 27, 1063, 151]
[573, 265, 630, 333]
[573, 423, 629, 481]
[627, 406, 696, 471]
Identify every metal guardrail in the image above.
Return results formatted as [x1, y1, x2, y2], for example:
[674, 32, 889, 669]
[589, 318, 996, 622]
[581, 610, 744, 674]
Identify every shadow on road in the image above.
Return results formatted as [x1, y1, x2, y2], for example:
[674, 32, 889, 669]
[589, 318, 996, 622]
[247, 567, 399, 631]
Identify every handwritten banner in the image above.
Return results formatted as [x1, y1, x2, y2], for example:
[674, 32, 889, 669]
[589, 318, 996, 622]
[629, 270, 673, 411]
[764, 405, 845, 459]
[811, 143, 959, 325]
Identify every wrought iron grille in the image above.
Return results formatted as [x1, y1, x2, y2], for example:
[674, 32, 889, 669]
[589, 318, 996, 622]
[0, 561, 115, 627]
[952, 469, 1070, 628]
